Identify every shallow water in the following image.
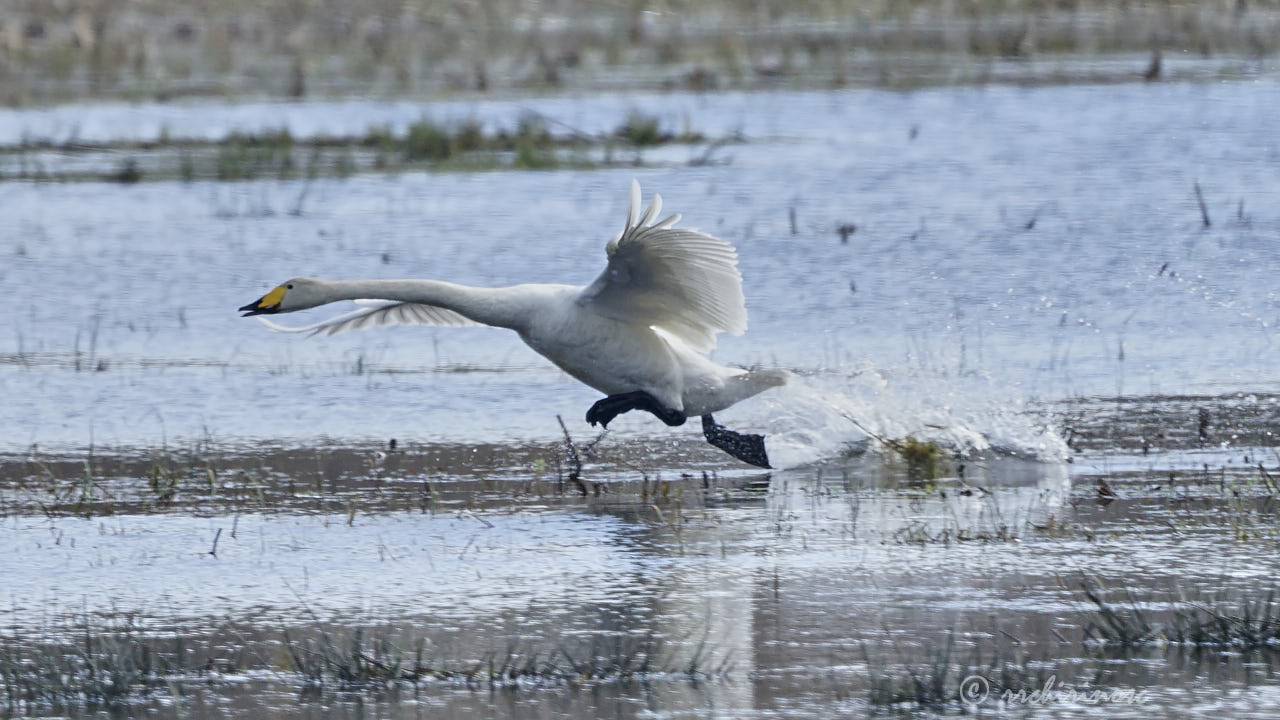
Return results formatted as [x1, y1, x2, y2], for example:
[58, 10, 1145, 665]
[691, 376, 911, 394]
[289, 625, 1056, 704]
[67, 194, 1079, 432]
[3, 79, 1280, 717]
[3, 80, 1280, 453]
[2, 429, 1278, 718]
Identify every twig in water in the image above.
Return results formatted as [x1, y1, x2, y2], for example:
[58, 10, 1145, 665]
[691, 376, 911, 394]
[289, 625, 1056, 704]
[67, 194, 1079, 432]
[689, 137, 732, 166]
[556, 415, 589, 496]
[580, 427, 610, 459]
[289, 181, 310, 216]
[1259, 463, 1277, 495]
[512, 108, 592, 141]
[1143, 48, 1162, 81]
[209, 527, 222, 557]
[1193, 181, 1211, 227]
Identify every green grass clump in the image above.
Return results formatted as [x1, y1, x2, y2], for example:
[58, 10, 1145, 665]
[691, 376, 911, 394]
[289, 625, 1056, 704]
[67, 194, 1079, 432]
[361, 125, 396, 150]
[224, 128, 294, 149]
[403, 119, 453, 161]
[898, 437, 944, 481]
[512, 114, 556, 169]
[617, 111, 663, 146]
[215, 128, 297, 180]
[452, 119, 486, 153]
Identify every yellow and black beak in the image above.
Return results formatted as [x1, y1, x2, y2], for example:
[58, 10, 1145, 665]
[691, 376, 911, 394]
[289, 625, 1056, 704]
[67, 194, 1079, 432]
[239, 285, 286, 316]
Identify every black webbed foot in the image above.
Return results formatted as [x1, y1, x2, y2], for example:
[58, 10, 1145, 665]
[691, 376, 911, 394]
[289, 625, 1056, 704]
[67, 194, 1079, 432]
[702, 414, 771, 468]
[586, 391, 687, 429]
[584, 395, 629, 428]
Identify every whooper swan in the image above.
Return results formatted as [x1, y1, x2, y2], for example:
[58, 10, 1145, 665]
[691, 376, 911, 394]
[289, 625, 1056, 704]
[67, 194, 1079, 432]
[239, 180, 787, 467]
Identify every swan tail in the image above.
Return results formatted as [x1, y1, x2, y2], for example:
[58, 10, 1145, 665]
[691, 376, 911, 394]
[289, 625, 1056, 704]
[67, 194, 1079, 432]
[727, 368, 790, 402]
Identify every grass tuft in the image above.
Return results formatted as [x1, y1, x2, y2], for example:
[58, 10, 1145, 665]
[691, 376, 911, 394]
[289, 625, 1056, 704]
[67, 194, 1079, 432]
[403, 119, 454, 162]
[617, 111, 663, 146]
[1081, 582, 1280, 649]
[897, 436, 944, 481]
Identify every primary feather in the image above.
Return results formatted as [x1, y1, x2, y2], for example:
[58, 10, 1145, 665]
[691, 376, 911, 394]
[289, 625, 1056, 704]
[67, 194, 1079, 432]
[577, 179, 748, 352]
[258, 299, 477, 336]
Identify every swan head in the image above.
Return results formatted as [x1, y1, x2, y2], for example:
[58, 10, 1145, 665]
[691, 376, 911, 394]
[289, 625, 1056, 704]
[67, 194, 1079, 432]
[239, 277, 324, 316]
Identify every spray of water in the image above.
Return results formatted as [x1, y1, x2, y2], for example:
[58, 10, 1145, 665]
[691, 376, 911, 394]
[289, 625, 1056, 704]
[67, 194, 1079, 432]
[743, 366, 1068, 469]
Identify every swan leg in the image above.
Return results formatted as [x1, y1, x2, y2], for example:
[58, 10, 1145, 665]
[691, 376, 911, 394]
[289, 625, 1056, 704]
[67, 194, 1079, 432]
[701, 415, 771, 469]
[585, 391, 687, 429]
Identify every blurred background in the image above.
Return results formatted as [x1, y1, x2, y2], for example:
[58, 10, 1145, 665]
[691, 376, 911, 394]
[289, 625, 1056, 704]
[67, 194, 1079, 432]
[2, 0, 1279, 103]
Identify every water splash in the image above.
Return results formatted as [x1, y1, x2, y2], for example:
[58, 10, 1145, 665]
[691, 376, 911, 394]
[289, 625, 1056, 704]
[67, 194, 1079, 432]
[749, 366, 1068, 469]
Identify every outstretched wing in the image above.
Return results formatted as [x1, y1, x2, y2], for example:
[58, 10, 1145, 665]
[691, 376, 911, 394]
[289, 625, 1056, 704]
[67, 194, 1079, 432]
[577, 179, 747, 352]
[257, 299, 478, 337]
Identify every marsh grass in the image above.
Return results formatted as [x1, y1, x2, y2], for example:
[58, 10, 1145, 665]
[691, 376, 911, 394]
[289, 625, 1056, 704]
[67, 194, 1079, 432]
[0, 111, 717, 182]
[863, 630, 1059, 713]
[4, 1, 1278, 105]
[282, 628, 726, 689]
[1081, 582, 1280, 649]
[0, 620, 724, 712]
[0, 618, 243, 714]
[864, 633, 963, 711]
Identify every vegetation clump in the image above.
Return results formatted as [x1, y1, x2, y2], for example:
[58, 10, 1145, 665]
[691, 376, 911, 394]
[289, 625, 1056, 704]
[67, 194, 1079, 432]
[617, 111, 663, 146]
[403, 119, 454, 161]
[896, 436, 944, 481]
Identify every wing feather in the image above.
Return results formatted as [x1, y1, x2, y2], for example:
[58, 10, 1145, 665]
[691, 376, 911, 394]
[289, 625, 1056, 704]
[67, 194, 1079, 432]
[257, 299, 478, 337]
[578, 180, 747, 352]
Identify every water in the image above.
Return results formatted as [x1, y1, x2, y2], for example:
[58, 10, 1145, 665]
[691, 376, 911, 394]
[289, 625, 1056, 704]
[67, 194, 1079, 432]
[2, 437, 1277, 718]
[2, 79, 1279, 718]
[4, 81, 1278, 451]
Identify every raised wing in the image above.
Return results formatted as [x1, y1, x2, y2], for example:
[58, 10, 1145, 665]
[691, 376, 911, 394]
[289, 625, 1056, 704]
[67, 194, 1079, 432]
[256, 299, 478, 336]
[577, 180, 747, 352]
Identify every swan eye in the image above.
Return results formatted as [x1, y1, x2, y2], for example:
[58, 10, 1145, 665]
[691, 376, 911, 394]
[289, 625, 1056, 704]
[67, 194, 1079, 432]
[286, 284, 294, 289]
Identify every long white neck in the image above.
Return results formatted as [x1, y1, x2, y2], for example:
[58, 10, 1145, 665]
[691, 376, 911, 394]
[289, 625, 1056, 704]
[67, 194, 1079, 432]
[318, 279, 536, 330]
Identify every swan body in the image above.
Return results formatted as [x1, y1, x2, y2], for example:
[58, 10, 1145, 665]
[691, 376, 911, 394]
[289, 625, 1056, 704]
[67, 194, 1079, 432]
[240, 180, 786, 465]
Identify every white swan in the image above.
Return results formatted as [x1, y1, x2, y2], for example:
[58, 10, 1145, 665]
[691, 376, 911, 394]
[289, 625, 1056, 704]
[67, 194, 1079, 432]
[239, 180, 787, 467]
